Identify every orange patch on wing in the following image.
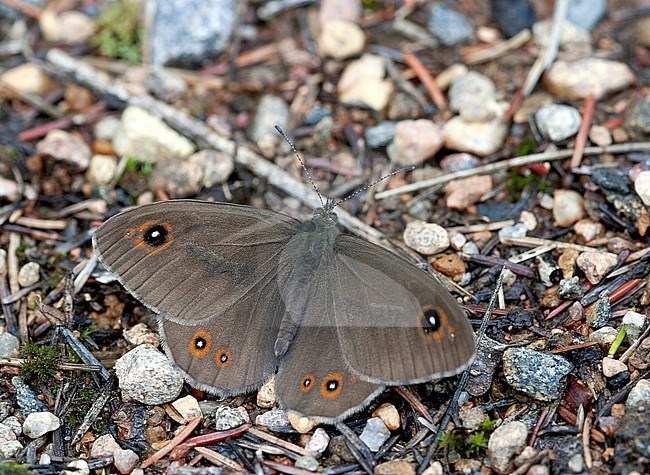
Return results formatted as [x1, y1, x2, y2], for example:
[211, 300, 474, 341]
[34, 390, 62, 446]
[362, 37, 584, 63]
[216, 348, 232, 368]
[188, 330, 211, 358]
[320, 372, 343, 399]
[130, 220, 174, 255]
[300, 374, 315, 393]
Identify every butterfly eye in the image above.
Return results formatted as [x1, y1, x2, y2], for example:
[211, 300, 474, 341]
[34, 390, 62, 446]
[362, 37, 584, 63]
[320, 373, 343, 399]
[189, 331, 211, 358]
[143, 224, 170, 247]
[216, 348, 232, 368]
[300, 374, 315, 393]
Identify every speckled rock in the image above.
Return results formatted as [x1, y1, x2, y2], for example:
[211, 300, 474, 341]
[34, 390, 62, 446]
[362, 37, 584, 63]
[576, 251, 618, 285]
[123, 323, 160, 347]
[319, 20, 365, 59]
[503, 348, 573, 401]
[114, 344, 183, 405]
[487, 421, 528, 474]
[0, 440, 22, 458]
[214, 405, 247, 431]
[112, 106, 196, 163]
[0, 332, 20, 358]
[257, 375, 277, 408]
[623, 311, 647, 343]
[403, 221, 450, 255]
[255, 408, 290, 427]
[626, 379, 650, 412]
[544, 58, 635, 100]
[386, 119, 443, 166]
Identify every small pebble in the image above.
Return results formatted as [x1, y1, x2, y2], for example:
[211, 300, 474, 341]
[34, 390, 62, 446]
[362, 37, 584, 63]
[625, 98, 650, 137]
[553, 189, 584, 227]
[172, 395, 202, 422]
[427, 4, 473, 46]
[592, 168, 631, 194]
[113, 106, 196, 163]
[0, 63, 51, 98]
[123, 323, 160, 347]
[338, 54, 393, 112]
[449, 233, 466, 251]
[492, 0, 536, 38]
[513, 93, 554, 124]
[576, 251, 618, 285]
[421, 461, 444, 475]
[519, 211, 538, 231]
[567, 453, 584, 473]
[558, 277, 585, 300]
[634, 170, 650, 206]
[626, 379, 650, 412]
[255, 408, 290, 427]
[37, 129, 91, 170]
[214, 405, 247, 431]
[589, 125, 612, 147]
[0, 332, 20, 358]
[544, 58, 635, 100]
[537, 256, 559, 288]
[288, 412, 317, 434]
[319, 20, 365, 59]
[487, 421, 528, 475]
[622, 311, 647, 343]
[386, 119, 443, 166]
[0, 440, 23, 458]
[63, 459, 90, 475]
[503, 348, 573, 401]
[558, 248, 579, 279]
[585, 294, 612, 329]
[85, 154, 117, 187]
[611, 127, 628, 143]
[365, 122, 397, 148]
[248, 95, 290, 157]
[305, 427, 330, 457]
[432, 253, 466, 281]
[23, 411, 60, 438]
[39, 9, 95, 44]
[445, 175, 493, 210]
[295, 455, 319, 472]
[94, 116, 122, 141]
[566, 0, 606, 31]
[372, 403, 400, 431]
[359, 417, 390, 452]
[114, 344, 183, 405]
[0, 422, 16, 443]
[459, 406, 487, 431]
[148, 158, 204, 198]
[589, 326, 618, 350]
[403, 221, 449, 255]
[462, 241, 479, 255]
[535, 104, 581, 142]
[443, 116, 508, 156]
[568, 301, 584, 321]
[145, 67, 187, 102]
[439, 153, 480, 173]
[532, 19, 591, 52]
[90, 433, 121, 458]
[2, 416, 21, 437]
[448, 71, 498, 121]
[602, 357, 628, 378]
[574, 219, 603, 242]
[498, 223, 528, 244]
[114, 448, 139, 475]
[257, 375, 277, 408]
[375, 460, 416, 475]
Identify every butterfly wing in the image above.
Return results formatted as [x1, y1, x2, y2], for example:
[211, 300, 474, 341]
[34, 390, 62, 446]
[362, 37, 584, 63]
[275, 259, 383, 422]
[331, 235, 476, 385]
[93, 199, 300, 395]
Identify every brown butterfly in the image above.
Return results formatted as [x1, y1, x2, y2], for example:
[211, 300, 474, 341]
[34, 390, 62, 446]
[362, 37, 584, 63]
[93, 199, 475, 422]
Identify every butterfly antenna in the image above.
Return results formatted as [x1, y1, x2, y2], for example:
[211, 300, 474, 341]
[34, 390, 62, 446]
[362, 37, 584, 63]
[275, 125, 325, 209]
[332, 166, 414, 209]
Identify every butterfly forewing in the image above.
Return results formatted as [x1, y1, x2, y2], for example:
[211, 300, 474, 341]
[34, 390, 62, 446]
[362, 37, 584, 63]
[93, 200, 300, 324]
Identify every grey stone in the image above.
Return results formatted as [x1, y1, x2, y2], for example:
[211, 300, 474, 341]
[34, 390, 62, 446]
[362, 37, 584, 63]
[214, 405, 246, 431]
[255, 408, 290, 427]
[365, 122, 397, 148]
[359, 417, 390, 452]
[114, 344, 183, 405]
[23, 411, 60, 438]
[449, 71, 498, 121]
[305, 427, 330, 457]
[626, 98, 650, 137]
[12, 376, 47, 416]
[623, 311, 647, 343]
[295, 455, 319, 472]
[428, 4, 473, 46]
[487, 421, 528, 474]
[149, 0, 236, 66]
[492, 0, 536, 38]
[626, 379, 650, 412]
[566, 0, 606, 31]
[535, 105, 581, 142]
[248, 95, 290, 157]
[0, 422, 16, 443]
[0, 332, 19, 358]
[503, 348, 573, 401]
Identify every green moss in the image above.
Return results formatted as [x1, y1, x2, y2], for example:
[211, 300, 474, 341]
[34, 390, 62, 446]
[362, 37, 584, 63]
[0, 461, 35, 475]
[93, 1, 143, 63]
[441, 416, 497, 458]
[19, 343, 61, 387]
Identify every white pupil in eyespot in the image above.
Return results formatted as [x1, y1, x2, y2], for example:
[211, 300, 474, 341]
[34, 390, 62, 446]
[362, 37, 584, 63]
[428, 316, 436, 325]
[150, 230, 160, 238]
[196, 339, 204, 348]
[328, 382, 336, 389]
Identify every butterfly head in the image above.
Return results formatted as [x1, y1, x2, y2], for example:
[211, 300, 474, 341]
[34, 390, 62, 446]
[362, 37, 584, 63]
[313, 201, 338, 229]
